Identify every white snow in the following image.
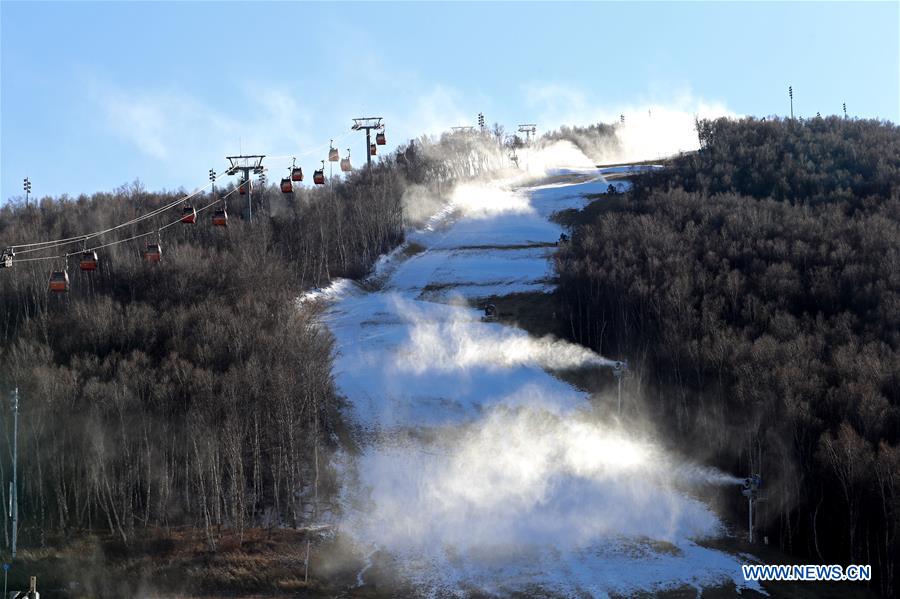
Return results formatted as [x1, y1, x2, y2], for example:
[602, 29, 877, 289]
[316, 163, 759, 596]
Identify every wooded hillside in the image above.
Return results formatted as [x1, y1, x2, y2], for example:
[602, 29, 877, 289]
[555, 116, 900, 597]
[0, 132, 504, 556]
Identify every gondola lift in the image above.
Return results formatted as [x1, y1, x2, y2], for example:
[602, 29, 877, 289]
[48, 265, 70, 293]
[212, 206, 228, 227]
[144, 232, 162, 263]
[328, 140, 339, 162]
[79, 250, 99, 271]
[181, 203, 197, 224]
[370, 143, 377, 156]
[239, 178, 250, 195]
[313, 160, 326, 186]
[280, 177, 293, 194]
[77, 238, 99, 271]
[376, 129, 386, 145]
[340, 149, 352, 172]
[290, 157, 304, 182]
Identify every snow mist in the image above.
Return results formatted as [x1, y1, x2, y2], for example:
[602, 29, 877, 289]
[538, 98, 737, 165]
[393, 296, 612, 373]
[337, 298, 741, 566]
[340, 403, 740, 592]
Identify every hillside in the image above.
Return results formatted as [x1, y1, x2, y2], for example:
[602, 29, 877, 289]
[554, 116, 900, 598]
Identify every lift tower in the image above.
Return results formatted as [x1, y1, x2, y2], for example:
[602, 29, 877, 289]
[226, 154, 265, 224]
[351, 117, 384, 168]
[517, 124, 537, 144]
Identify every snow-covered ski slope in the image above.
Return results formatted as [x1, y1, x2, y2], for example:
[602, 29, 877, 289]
[311, 160, 760, 597]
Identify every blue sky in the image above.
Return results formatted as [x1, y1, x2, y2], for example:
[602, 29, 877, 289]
[2, 1, 897, 202]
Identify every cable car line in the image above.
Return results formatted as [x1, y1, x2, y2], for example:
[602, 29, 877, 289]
[265, 131, 354, 164]
[9, 174, 226, 255]
[12, 181, 215, 254]
[8, 121, 387, 267]
[9, 186, 241, 265]
[11, 186, 198, 251]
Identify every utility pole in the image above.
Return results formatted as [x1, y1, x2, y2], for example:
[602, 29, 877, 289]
[225, 155, 265, 224]
[789, 86, 794, 119]
[749, 492, 753, 542]
[23, 178, 31, 208]
[613, 360, 627, 413]
[351, 117, 384, 168]
[10, 387, 18, 559]
[505, 135, 520, 168]
[742, 474, 762, 543]
[517, 124, 537, 145]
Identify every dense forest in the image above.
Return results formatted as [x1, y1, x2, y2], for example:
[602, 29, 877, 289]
[555, 116, 900, 596]
[0, 132, 504, 555]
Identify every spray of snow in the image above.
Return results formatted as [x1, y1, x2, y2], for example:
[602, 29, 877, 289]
[297, 278, 357, 304]
[605, 101, 736, 163]
[342, 403, 747, 595]
[445, 182, 535, 220]
[533, 95, 738, 164]
[402, 183, 446, 226]
[517, 139, 598, 174]
[672, 464, 745, 486]
[393, 296, 611, 373]
[348, 406, 725, 549]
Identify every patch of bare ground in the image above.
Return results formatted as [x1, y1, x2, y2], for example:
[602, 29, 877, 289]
[6, 527, 414, 598]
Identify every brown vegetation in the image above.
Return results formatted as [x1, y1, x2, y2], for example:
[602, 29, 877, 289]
[554, 116, 900, 596]
[0, 132, 505, 593]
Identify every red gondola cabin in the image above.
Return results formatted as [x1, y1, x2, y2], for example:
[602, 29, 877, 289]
[212, 207, 228, 227]
[291, 167, 304, 182]
[181, 204, 197, 224]
[239, 180, 250, 195]
[144, 243, 162, 263]
[370, 144, 377, 156]
[79, 251, 99, 271]
[376, 132, 386, 145]
[280, 178, 293, 194]
[48, 270, 69, 292]
[313, 170, 325, 185]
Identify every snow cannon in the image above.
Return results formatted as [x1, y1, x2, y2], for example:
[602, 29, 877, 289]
[481, 303, 497, 323]
[741, 474, 762, 497]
